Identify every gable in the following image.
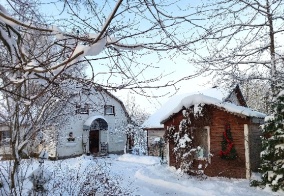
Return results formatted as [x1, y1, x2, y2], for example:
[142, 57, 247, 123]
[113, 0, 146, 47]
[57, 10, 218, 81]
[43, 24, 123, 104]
[224, 85, 247, 107]
[71, 87, 130, 122]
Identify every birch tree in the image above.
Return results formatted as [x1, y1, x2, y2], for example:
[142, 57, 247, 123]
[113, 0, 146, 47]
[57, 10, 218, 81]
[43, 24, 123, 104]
[186, 0, 284, 103]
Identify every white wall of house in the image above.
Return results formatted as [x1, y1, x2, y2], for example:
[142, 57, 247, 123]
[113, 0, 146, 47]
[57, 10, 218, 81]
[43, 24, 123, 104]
[55, 90, 128, 158]
[226, 92, 241, 106]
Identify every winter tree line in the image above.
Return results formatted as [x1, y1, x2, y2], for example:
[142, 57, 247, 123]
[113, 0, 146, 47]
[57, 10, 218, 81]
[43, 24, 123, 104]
[0, 0, 283, 194]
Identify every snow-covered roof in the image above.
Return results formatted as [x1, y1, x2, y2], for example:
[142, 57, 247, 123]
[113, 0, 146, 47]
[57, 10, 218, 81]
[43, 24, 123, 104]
[142, 87, 266, 129]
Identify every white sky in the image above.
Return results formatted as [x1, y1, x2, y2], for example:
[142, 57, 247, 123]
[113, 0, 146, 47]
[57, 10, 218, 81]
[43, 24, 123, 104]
[87, 50, 212, 113]
[113, 72, 211, 114]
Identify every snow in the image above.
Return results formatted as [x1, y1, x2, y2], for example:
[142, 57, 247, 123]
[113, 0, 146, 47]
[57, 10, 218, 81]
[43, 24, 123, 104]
[278, 90, 284, 97]
[142, 87, 266, 129]
[178, 134, 192, 148]
[8, 76, 24, 84]
[142, 88, 225, 129]
[84, 115, 107, 127]
[272, 174, 283, 186]
[134, 169, 213, 196]
[23, 100, 31, 105]
[117, 154, 158, 165]
[1, 154, 280, 195]
[0, 5, 18, 27]
[51, 26, 64, 40]
[39, 150, 49, 159]
[71, 38, 106, 58]
[275, 144, 284, 150]
[265, 115, 275, 122]
[154, 137, 161, 142]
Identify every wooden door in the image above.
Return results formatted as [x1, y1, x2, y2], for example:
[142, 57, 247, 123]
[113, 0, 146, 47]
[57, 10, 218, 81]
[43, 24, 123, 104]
[89, 130, 99, 154]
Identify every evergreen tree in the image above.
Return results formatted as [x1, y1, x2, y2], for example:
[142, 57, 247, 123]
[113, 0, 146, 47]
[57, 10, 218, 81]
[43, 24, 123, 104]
[219, 124, 237, 160]
[258, 88, 284, 192]
[172, 109, 195, 172]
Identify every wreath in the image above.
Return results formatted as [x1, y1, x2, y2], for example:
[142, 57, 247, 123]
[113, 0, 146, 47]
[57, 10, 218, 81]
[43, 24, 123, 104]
[219, 124, 237, 160]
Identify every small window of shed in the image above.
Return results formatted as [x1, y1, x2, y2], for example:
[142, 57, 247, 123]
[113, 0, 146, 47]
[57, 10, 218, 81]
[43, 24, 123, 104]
[192, 126, 210, 160]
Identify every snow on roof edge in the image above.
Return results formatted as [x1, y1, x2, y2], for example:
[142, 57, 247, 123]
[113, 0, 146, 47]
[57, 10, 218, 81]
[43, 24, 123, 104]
[160, 94, 266, 124]
[142, 87, 266, 129]
[142, 87, 229, 129]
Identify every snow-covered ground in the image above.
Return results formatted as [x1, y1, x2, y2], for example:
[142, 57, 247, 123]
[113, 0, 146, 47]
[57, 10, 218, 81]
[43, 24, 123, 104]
[110, 154, 282, 196]
[1, 154, 283, 196]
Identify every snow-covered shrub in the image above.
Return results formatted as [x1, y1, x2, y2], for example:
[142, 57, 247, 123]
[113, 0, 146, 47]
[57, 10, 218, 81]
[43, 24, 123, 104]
[126, 124, 147, 155]
[46, 160, 131, 195]
[28, 150, 51, 193]
[28, 166, 52, 193]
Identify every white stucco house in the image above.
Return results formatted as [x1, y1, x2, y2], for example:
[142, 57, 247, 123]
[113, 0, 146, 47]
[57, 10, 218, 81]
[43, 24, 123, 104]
[48, 87, 131, 159]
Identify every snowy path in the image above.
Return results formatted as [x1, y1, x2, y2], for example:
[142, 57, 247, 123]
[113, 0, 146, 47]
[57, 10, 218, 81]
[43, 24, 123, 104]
[105, 154, 281, 196]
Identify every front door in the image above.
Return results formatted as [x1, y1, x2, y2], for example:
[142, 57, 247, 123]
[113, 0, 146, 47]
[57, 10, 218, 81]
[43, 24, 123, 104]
[89, 130, 99, 154]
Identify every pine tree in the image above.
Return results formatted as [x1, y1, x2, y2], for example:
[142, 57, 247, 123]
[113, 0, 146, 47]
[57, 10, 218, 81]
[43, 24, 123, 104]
[219, 124, 237, 160]
[258, 89, 284, 192]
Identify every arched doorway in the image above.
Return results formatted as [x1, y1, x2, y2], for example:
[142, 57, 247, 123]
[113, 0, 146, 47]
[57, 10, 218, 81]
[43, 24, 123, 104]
[88, 118, 108, 154]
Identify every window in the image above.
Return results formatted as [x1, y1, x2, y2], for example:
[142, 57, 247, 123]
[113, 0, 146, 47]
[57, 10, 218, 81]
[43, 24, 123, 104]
[1, 130, 11, 146]
[192, 126, 210, 160]
[75, 103, 89, 114]
[104, 105, 115, 115]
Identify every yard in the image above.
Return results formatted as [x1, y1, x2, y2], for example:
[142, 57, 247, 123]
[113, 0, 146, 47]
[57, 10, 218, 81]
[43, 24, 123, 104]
[1, 154, 281, 196]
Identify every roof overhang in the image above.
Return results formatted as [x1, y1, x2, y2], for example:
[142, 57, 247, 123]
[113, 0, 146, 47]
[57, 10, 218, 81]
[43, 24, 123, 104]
[251, 117, 265, 124]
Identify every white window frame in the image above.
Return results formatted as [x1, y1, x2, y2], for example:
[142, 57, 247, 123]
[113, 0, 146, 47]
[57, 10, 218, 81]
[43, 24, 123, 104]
[244, 124, 251, 179]
[1, 130, 11, 146]
[75, 103, 89, 114]
[195, 126, 210, 163]
[205, 126, 211, 163]
[105, 105, 115, 115]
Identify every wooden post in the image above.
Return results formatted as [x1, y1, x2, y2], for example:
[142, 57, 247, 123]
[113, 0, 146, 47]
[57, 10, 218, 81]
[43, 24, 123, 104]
[244, 124, 251, 179]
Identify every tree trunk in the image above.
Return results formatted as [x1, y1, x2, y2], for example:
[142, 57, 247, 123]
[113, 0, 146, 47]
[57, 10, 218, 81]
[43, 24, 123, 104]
[266, 0, 277, 97]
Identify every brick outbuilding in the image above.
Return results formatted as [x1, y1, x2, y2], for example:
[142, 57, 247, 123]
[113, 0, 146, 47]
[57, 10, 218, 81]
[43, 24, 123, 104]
[144, 85, 266, 179]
